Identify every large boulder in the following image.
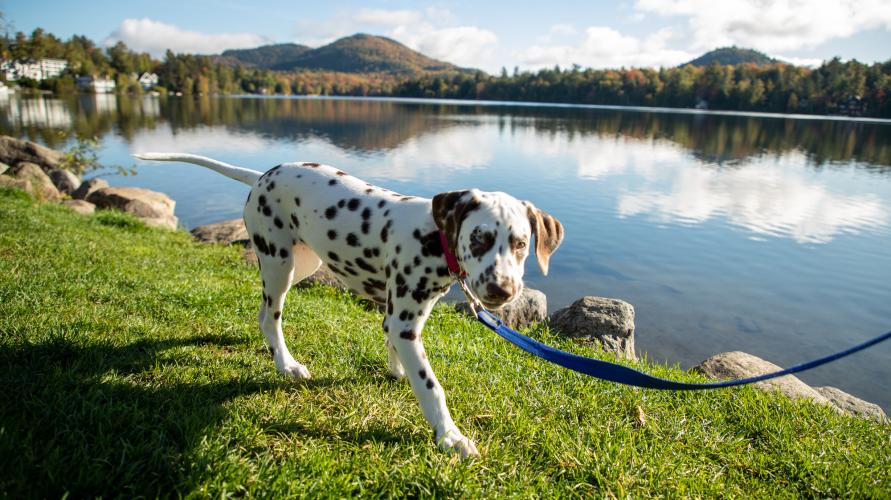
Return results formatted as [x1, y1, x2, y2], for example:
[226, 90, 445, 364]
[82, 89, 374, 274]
[815, 386, 887, 423]
[61, 199, 96, 215]
[0, 176, 33, 194]
[87, 187, 178, 230]
[0, 135, 63, 172]
[455, 287, 548, 329]
[549, 296, 636, 359]
[191, 218, 248, 244]
[7, 162, 61, 201]
[72, 177, 109, 200]
[694, 351, 832, 407]
[48, 169, 80, 195]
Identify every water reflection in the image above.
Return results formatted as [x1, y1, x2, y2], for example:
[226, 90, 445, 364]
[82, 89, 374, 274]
[3, 95, 891, 169]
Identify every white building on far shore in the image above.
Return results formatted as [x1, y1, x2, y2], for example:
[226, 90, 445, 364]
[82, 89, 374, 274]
[1, 58, 68, 81]
[76, 76, 116, 93]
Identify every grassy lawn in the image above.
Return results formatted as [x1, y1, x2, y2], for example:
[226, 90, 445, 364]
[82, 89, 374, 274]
[0, 187, 888, 497]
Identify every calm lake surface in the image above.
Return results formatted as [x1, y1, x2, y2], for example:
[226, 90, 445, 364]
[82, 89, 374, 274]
[3, 94, 890, 411]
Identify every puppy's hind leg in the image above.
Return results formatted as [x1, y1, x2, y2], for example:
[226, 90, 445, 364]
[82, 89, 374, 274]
[257, 247, 312, 380]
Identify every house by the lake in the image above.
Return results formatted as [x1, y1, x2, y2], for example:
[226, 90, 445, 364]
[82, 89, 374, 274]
[76, 76, 116, 94]
[1, 58, 68, 81]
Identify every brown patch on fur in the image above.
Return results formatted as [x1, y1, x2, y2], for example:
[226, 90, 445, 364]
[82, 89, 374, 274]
[431, 190, 481, 257]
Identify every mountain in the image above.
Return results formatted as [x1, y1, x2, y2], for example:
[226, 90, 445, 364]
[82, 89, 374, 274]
[219, 43, 312, 69]
[217, 34, 467, 76]
[683, 47, 778, 67]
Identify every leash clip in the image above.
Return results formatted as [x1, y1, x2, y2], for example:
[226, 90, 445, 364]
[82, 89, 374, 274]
[455, 275, 483, 318]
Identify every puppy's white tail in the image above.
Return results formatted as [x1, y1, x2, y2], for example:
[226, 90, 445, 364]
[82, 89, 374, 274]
[133, 153, 262, 186]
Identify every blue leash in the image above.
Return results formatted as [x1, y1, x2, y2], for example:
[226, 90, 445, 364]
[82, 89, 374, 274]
[471, 302, 891, 390]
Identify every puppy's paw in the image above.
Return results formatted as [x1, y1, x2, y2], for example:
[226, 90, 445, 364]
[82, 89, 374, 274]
[387, 358, 405, 380]
[279, 362, 312, 380]
[437, 428, 480, 458]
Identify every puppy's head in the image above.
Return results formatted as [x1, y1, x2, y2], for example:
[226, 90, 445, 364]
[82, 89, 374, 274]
[432, 189, 564, 309]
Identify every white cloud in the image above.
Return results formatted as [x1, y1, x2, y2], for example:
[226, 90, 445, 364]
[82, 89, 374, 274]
[634, 0, 891, 53]
[516, 26, 693, 69]
[106, 18, 271, 57]
[550, 24, 578, 36]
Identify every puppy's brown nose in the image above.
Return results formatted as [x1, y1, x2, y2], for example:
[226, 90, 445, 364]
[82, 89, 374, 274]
[485, 282, 514, 302]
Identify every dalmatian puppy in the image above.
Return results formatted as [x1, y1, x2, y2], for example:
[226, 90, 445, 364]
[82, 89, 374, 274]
[134, 153, 564, 457]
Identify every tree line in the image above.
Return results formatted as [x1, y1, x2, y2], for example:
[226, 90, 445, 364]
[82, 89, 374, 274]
[3, 27, 891, 117]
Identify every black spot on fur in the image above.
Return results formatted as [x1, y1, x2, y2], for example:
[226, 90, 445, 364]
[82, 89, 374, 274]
[414, 230, 444, 258]
[290, 214, 299, 228]
[387, 301, 393, 314]
[364, 248, 373, 258]
[378, 200, 386, 208]
[258, 195, 267, 206]
[262, 206, 272, 217]
[400, 330, 416, 340]
[329, 179, 337, 186]
[354, 257, 376, 273]
[267, 181, 275, 191]
[361, 207, 372, 220]
[328, 252, 340, 262]
[325, 206, 337, 219]
[280, 248, 288, 258]
[419, 369, 427, 379]
[274, 217, 283, 228]
[426, 379, 434, 389]
[327, 230, 337, 240]
[361, 221, 370, 234]
[337, 199, 345, 208]
[347, 198, 360, 211]
[274, 311, 281, 320]
[294, 197, 301, 206]
[346, 233, 360, 246]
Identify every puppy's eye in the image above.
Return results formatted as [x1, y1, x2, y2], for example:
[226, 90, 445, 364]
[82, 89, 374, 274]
[516, 240, 527, 250]
[469, 228, 495, 257]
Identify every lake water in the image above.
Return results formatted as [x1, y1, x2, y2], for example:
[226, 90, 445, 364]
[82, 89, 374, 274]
[3, 93, 890, 411]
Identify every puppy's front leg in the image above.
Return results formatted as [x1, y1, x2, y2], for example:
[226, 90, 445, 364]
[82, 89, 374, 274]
[385, 297, 479, 458]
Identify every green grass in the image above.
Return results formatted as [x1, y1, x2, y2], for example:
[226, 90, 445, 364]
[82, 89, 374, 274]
[0, 187, 888, 498]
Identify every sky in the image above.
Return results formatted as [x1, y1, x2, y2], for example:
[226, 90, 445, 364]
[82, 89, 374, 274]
[3, 0, 891, 73]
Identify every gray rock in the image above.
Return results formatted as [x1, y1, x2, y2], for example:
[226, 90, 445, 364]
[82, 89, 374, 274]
[455, 287, 548, 328]
[61, 199, 96, 215]
[191, 218, 248, 244]
[49, 169, 80, 195]
[8, 162, 61, 201]
[0, 135, 63, 172]
[72, 177, 109, 200]
[815, 386, 887, 423]
[87, 187, 178, 230]
[694, 351, 832, 407]
[549, 296, 636, 359]
[0, 176, 33, 193]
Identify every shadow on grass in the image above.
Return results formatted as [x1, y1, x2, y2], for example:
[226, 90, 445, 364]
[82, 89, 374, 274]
[0, 332, 400, 497]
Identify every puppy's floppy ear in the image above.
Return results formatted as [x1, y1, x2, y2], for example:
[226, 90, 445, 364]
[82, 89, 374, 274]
[524, 202, 564, 276]
[432, 189, 480, 255]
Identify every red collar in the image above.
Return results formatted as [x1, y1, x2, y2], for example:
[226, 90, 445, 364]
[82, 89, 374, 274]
[438, 230, 465, 278]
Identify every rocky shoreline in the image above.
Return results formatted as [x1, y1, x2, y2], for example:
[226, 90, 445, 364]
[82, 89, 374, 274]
[1, 134, 885, 423]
